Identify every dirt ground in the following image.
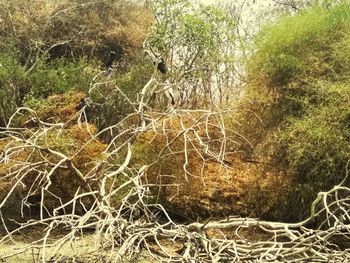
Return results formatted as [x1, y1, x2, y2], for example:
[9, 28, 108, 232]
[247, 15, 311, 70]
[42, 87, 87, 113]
[0, 233, 157, 263]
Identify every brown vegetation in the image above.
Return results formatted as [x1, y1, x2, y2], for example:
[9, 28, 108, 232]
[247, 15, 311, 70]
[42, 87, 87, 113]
[132, 112, 291, 220]
[0, 92, 107, 230]
[0, 0, 153, 64]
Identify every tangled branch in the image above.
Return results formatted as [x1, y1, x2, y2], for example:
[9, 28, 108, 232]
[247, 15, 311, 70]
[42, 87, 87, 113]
[0, 92, 349, 262]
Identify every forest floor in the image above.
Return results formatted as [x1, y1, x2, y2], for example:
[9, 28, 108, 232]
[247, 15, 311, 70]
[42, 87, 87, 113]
[0, 224, 274, 262]
[0, 156, 288, 262]
[0, 232, 155, 262]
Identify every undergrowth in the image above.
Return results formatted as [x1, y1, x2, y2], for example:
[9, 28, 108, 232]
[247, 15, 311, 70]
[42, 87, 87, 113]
[238, 4, 350, 221]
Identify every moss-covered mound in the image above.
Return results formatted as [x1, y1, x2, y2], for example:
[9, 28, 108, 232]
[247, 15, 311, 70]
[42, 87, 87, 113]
[237, 4, 350, 221]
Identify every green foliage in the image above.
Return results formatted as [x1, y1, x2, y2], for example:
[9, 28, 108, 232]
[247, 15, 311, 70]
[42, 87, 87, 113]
[0, 40, 95, 126]
[131, 135, 159, 168]
[25, 58, 95, 100]
[278, 83, 350, 185]
[22, 92, 87, 124]
[249, 4, 350, 89]
[86, 53, 153, 132]
[147, 0, 235, 75]
[0, 0, 153, 128]
[115, 54, 153, 101]
[244, 3, 350, 133]
[240, 4, 350, 221]
[145, 0, 237, 108]
[178, 5, 235, 60]
[149, 0, 235, 52]
[0, 43, 27, 126]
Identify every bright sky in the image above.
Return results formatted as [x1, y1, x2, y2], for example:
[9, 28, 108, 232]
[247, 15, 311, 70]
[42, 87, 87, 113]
[198, 0, 276, 35]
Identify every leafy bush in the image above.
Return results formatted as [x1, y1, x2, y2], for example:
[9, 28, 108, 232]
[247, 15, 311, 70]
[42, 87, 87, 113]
[24, 58, 95, 100]
[238, 4, 350, 221]
[249, 5, 350, 89]
[22, 92, 87, 125]
[0, 42, 96, 128]
[277, 83, 350, 185]
[0, 105, 107, 226]
[86, 53, 153, 134]
[0, 0, 153, 132]
[114, 54, 154, 101]
[0, 43, 27, 127]
[244, 3, 350, 147]
[146, 0, 236, 108]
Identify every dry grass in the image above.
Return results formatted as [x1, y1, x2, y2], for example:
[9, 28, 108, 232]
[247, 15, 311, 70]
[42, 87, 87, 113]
[0, 0, 153, 63]
[131, 111, 290, 220]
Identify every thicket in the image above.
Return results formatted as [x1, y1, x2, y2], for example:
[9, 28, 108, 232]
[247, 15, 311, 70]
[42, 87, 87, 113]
[0, 0, 154, 233]
[0, 94, 107, 230]
[241, 4, 350, 221]
[2, 2, 350, 261]
[0, 0, 153, 128]
[0, 0, 151, 62]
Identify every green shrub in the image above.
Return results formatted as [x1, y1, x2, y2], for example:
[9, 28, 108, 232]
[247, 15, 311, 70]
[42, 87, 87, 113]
[277, 83, 350, 186]
[87, 53, 153, 132]
[115, 55, 153, 101]
[0, 0, 153, 131]
[0, 41, 95, 126]
[238, 4, 350, 221]
[243, 3, 350, 144]
[0, 43, 27, 126]
[25, 58, 95, 100]
[22, 92, 87, 125]
[249, 4, 350, 89]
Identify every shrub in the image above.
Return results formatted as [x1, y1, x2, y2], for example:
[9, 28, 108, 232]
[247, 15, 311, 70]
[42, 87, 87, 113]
[22, 92, 87, 125]
[249, 4, 350, 89]
[243, 3, 350, 148]
[0, 93, 107, 225]
[0, 1, 153, 132]
[0, 43, 27, 127]
[114, 54, 154, 101]
[237, 4, 350, 221]
[24, 58, 95, 99]
[0, 42, 95, 127]
[278, 84, 350, 185]
[0, 0, 153, 65]
[86, 53, 153, 133]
